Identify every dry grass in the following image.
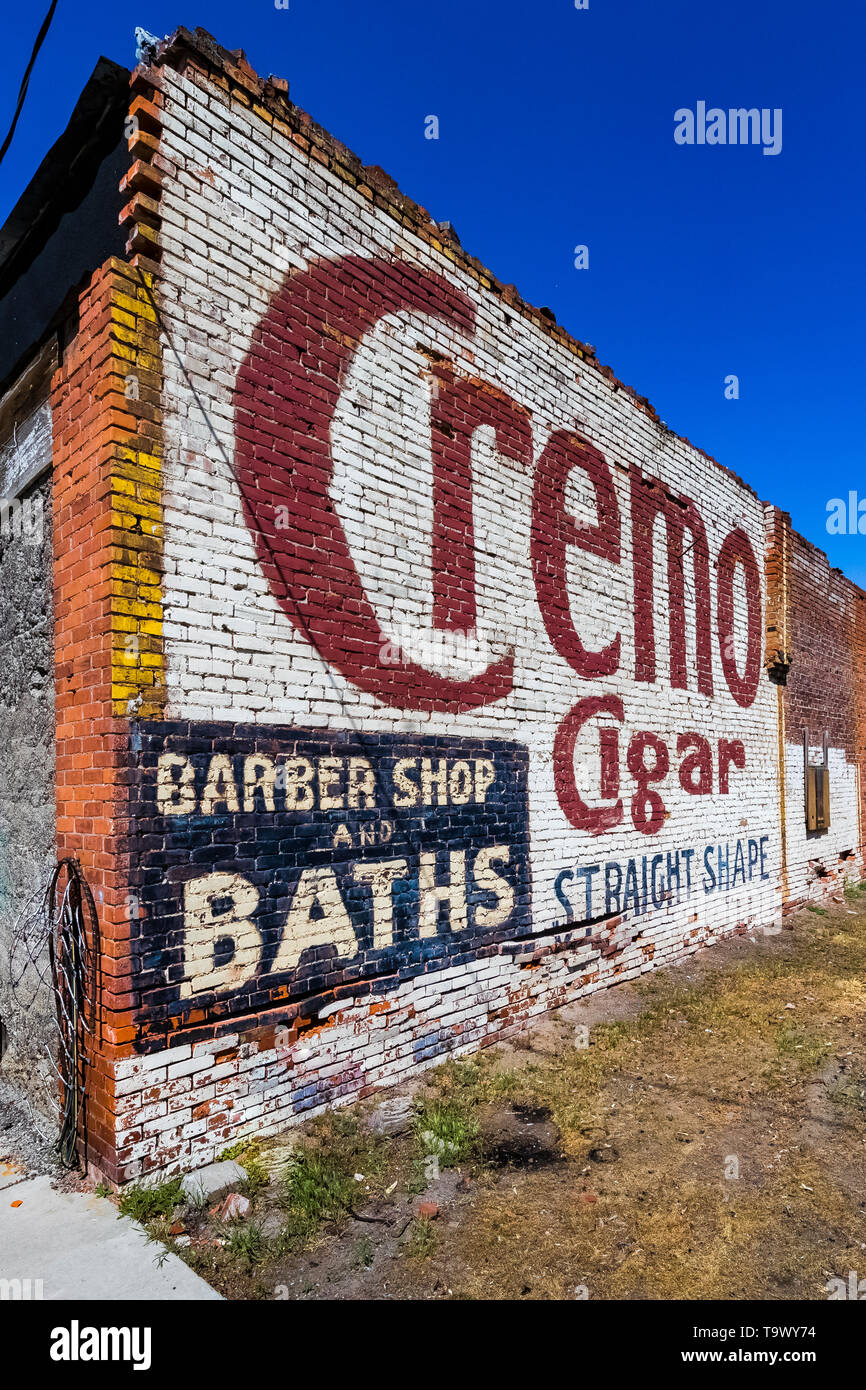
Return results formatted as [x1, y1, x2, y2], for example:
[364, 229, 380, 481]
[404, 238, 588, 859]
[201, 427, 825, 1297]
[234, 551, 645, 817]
[396, 899, 866, 1300]
[161, 895, 866, 1300]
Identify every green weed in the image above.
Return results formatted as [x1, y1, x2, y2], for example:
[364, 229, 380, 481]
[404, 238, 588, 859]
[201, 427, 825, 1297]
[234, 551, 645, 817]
[226, 1220, 268, 1267]
[404, 1217, 437, 1260]
[413, 1099, 478, 1166]
[117, 1177, 184, 1223]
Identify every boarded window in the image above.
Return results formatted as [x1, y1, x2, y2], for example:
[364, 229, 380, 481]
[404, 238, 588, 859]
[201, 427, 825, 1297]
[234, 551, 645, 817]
[805, 764, 830, 832]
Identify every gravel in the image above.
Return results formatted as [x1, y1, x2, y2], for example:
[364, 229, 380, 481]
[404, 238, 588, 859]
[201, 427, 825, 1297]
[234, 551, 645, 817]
[0, 1075, 62, 1178]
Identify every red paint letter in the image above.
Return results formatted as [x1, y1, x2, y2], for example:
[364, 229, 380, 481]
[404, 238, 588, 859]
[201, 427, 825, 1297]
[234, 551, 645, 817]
[677, 733, 713, 794]
[233, 255, 517, 712]
[630, 467, 713, 696]
[717, 529, 762, 708]
[553, 696, 624, 835]
[627, 731, 669, 835]
[532, 430, 621, 677]
[431, 363, 532, 631]
[718, 737, 746, 793]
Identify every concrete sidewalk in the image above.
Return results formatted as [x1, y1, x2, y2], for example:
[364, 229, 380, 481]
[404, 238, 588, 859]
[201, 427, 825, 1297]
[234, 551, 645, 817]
[0, 1171, 221, 1300]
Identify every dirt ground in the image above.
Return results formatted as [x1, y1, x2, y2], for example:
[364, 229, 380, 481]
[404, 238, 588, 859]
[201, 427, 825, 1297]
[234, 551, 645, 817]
[99, 891, 866, 1299]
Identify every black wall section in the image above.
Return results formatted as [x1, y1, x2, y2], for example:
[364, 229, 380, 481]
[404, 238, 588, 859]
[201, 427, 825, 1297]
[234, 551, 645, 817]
[0, 57, 130, 392]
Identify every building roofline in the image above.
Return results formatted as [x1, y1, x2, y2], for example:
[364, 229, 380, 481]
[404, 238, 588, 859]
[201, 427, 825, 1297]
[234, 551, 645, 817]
[0, 56, 130, 303]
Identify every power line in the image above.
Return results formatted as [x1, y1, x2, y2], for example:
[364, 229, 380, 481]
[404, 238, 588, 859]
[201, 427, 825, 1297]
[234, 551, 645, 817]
[0, 0, 61, 171]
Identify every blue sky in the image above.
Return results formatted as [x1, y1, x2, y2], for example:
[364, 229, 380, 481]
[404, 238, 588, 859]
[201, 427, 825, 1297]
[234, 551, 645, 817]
[1, 1, 864, 579]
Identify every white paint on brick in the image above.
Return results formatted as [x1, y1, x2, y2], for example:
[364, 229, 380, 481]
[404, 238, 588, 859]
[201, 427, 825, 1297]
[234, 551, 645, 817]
[784, 743, 860, 900]
[112, 62, 808, 1177]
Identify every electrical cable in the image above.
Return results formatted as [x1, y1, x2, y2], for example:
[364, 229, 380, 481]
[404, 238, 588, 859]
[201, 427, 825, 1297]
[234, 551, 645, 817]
[0, 0, 61, 170]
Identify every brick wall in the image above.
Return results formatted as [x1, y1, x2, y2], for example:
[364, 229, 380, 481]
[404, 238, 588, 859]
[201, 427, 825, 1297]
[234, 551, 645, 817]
[43, 29, 866, 1183]
[765, 507, 866, 904]
[50, 255, 164, 1174]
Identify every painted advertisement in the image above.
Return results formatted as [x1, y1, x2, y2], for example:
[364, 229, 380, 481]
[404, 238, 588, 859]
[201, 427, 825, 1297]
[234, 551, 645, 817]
[146, 86, 785, 1051]
[130, 724, 531, 1035]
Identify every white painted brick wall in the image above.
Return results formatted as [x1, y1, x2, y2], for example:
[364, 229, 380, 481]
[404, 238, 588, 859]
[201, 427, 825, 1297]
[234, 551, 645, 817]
[112, 62, 816, 1177]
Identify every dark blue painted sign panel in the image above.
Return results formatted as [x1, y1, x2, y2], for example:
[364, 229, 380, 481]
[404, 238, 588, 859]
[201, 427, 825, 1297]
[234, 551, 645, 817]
[129, 722, 531, 1037]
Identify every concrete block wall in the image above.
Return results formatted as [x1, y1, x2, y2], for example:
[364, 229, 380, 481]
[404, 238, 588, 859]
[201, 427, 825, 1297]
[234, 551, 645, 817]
[0, 360, 55, 1096]
[40, 29, 866, 1183]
